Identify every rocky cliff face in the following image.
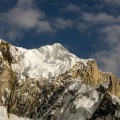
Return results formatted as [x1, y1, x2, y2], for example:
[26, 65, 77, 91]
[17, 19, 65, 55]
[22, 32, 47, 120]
[0, 39, 120, 120]
[70, 60, 120, 97]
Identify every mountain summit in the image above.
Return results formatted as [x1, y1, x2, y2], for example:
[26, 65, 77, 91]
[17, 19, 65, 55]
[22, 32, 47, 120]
[0, 39, 120, 120]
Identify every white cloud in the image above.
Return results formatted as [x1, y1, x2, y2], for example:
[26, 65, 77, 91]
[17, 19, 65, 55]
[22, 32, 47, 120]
[102, 25, 120, 45]
[104, 0, 120, 5]
[76, 22, 90, 32]
[65, 4, 80, 12]
[83, 12, 120, 24]
[84, 12, 120, 76]
[16, 0, 34, 7]
[0, 0, 75, 40]
[0, 0, 53, 40]
[78, 12, 120, 76]
[76, 13, 117, 31]
[52, 18, 74, 30]
[2, 8, 44, 29]
[93, 40, 120, 77]
[6, 29, 23, 40]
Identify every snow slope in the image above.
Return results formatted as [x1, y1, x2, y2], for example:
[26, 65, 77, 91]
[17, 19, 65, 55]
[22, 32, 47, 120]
[11, 42, 91, 80]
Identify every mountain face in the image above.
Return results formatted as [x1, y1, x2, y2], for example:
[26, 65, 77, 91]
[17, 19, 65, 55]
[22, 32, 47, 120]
[0, 39, 120, 120]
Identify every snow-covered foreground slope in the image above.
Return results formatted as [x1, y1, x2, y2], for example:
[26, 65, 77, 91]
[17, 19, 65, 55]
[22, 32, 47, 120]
[1, 82, 120, 120]
[0, 39, 120, 120]
[0, 106, 30, 120]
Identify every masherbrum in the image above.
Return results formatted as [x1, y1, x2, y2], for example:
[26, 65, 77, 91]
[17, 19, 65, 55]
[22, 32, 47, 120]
[0, 39, 120, 120]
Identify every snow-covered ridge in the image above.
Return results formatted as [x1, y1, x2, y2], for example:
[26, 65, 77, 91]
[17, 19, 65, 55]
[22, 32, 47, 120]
[9, 42, 92, 80]
[1, 39, 120, 120]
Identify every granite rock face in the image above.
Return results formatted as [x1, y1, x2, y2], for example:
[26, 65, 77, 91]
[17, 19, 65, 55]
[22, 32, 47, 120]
[0, 39, 120, 120]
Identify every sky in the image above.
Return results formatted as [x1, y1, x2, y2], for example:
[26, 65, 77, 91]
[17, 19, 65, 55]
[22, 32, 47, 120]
[0, 0, 120, 77]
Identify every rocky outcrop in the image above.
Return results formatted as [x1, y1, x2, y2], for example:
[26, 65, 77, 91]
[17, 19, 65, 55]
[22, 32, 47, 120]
[69, 60, 120, 98]
[0, 41, 15, 106]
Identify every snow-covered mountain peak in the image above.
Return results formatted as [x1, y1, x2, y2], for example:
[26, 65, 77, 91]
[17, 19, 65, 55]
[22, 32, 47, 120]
[0, 40, 120, 120]
[0, 40, 90, 81]
[9, 42, 81, 80]
[38, 43, 69, 57]
[0, 39, 6, 43]
[52, 43, 68, 50]
[52, 42, 65, 48]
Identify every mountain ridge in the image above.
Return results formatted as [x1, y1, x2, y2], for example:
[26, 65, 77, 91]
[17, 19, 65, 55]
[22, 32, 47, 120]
[0, 39, 120, 120]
